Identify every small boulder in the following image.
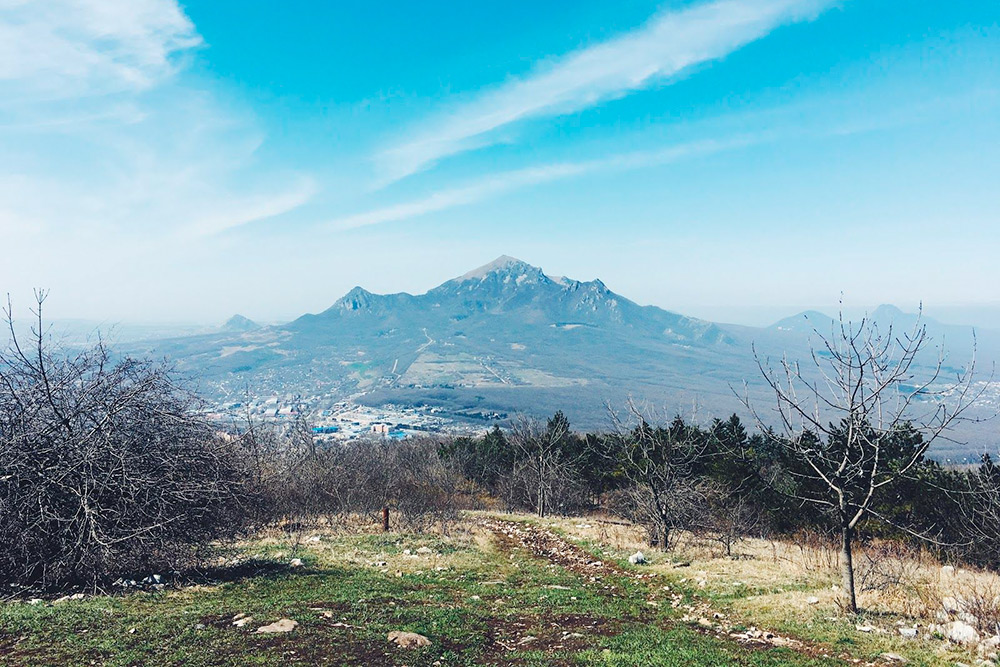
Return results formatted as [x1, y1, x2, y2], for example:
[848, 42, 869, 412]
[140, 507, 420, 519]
[232, 614, 254, 628]
[806, 596, 820, 605]
[387, 630, 431, 649]
[257, 619, 298, 634]
[943, 620, 980, 645]
[628, 551, 646, 565]
[289, 558, 303, 568]
[880, 652, 907, 664]
[898, 627, 918, 639]
[977, 634, 1000, 655]
[415, 546, 433, 555]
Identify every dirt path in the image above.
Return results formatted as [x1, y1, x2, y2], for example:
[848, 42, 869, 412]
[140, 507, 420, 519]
[480, 517, 883, 666]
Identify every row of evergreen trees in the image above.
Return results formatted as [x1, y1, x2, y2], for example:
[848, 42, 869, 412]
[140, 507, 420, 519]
[440, 411, 1000, 570]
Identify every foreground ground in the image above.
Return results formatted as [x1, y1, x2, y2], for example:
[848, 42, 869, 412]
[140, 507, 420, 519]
[0, 514, 993, 666]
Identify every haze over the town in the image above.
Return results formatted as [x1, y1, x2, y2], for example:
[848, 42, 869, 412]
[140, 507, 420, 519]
[2, 0, 998, 326]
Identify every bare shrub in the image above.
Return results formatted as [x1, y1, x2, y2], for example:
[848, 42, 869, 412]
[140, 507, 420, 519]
[856, 540, 919, 593]
[502, 414, 588, 517]
[605, 403, 714, 549]
[705, 488, 764, 557]
[957, 576, 1000, 636]
[0, 295, 251, 592]
[791, 530, 839, 573]
[241, 415, 469, 534]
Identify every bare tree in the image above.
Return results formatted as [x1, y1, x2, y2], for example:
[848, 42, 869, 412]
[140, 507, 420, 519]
[606, 400, 713, 549]
[959, 454, 1000, 570]
[743, 308, 982, 612]
[705, 485, 763, 557]
[505, 413, 584, 517]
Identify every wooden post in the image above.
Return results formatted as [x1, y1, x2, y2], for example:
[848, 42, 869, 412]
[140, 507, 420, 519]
[382, 507, 390, 532]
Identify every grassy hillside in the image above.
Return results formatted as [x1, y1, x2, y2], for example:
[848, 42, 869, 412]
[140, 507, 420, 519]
[0, 514, 992, 666]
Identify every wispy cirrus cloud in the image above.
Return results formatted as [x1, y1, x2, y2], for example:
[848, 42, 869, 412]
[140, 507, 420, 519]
[0, 0, 313, 250]
[337, 135, 759, 230]
[376, 0, 832, 183]
[0, 0, 200, 96]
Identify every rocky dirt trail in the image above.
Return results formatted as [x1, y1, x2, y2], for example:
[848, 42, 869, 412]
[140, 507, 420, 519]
[480, 517, 898, 666]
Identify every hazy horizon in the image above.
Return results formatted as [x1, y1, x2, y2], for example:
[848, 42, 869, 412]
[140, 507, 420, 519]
[14, 252, 1000, 333]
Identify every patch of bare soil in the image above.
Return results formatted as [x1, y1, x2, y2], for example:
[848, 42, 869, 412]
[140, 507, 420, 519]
[481, 612, 622, 664]
[481, 518, 634, 585]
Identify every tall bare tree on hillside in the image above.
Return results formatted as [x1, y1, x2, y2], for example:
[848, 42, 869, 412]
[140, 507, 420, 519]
[744, 308, 982, 613]
[607, 400, 714, 549]
[506, 413, 583, 517]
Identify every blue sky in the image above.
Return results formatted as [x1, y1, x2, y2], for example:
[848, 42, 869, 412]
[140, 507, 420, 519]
[1, 0, 998, 325]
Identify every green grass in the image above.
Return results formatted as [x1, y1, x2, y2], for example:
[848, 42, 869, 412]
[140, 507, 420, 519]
[1, 525, 850, 666]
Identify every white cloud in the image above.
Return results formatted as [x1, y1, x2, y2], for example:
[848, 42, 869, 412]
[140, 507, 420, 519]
[0, 0, 312, 252]
[336, 136, 758, 230]
[0, 0, 200, 96]
[376, 0, 830, 182]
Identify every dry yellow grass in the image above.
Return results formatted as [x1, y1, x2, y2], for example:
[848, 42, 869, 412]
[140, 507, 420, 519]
[534, 513, 1000, 665]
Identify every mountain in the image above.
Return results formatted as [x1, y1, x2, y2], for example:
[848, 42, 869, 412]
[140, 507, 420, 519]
[127, 256, 999, 457]
[222, 314, 261, 333]
[294, 256, 730, 346]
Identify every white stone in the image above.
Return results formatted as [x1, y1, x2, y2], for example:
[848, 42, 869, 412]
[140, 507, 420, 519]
[943, 620, 980, 645]
[256, 618, 298, 634]
[387, 630, 431, 648]
[806, 596, 819, 605]
[289, 558, 303, 568]
[628, 551, 646, 565]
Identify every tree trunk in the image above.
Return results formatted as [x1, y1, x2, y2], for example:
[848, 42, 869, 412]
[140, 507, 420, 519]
[840, 523, 858, 613]
[537, 465, 546, 517]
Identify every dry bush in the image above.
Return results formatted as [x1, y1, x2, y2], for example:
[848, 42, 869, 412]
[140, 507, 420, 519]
[957, 576, 1000, 636]
[242, 419, 470, 535]
[703, 487, 764, 558]
[791, 530, 839, 573]
[0, 298, 252, 592]
[915, 568, 1000, 635]
[856, 540, 921, 593]
[499, 456, 588, 517]
[499, 414, 589, 517]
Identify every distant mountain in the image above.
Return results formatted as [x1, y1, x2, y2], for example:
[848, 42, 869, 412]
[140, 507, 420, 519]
[293, 255, 730, 346]
[127, 256, 1000, 458]
[222, 314, 261, 333]
[769, 310, 835, 334]
[770, 304, 996, 365]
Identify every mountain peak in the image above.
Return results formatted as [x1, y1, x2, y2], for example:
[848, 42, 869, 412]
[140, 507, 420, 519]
[459, 255, 536, 281]
[871, 304, 905, 318]
[222, 314, 260, 332]
[334, 286, 378, 312]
